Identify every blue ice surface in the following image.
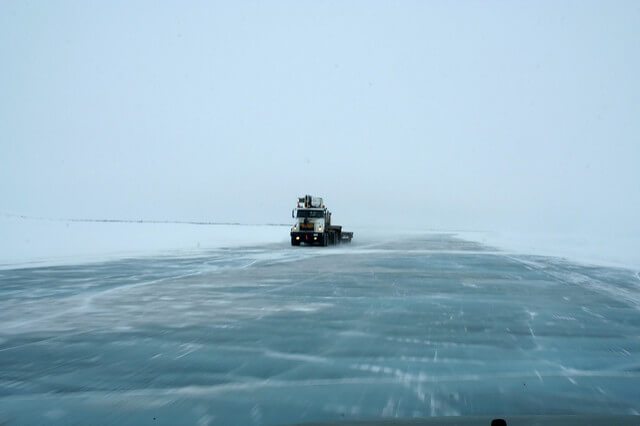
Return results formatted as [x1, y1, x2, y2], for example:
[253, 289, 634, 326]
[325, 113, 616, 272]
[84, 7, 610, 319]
[0, 234, 639, 425]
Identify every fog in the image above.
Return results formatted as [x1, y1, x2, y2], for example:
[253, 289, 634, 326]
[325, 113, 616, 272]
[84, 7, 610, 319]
[2, 1, 639, 238]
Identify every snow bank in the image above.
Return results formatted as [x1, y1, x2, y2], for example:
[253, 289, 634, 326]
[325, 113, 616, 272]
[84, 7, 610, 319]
[2, 217, 638, 271]
[0, 217, 288, 269]
[457, 230, 640, 270]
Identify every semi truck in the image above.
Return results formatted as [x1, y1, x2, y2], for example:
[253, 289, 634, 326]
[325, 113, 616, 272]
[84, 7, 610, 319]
[290, 195, 353, 246]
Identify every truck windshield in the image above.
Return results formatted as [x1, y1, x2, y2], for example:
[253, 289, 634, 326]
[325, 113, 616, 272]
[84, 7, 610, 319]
[296, 210, 324, 218]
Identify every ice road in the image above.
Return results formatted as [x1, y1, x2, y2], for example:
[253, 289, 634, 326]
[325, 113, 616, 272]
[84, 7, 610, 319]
[1, 234, 639, 425]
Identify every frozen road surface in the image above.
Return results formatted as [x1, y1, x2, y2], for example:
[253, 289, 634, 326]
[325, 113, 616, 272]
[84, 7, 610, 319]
[1, 234, 639, 425]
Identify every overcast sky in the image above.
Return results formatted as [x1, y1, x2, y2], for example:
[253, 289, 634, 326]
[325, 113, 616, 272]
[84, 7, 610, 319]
[1, 1, 638, 236]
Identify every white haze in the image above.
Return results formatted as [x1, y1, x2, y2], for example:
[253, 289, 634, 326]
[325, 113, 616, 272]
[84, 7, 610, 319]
[1, 1, 639, 265]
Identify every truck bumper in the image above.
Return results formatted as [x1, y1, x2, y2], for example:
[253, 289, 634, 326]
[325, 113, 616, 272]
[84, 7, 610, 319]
[291, 232, 323, 245]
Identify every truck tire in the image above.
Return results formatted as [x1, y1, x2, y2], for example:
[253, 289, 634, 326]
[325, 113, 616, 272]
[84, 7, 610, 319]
[291, 237, 300, 246]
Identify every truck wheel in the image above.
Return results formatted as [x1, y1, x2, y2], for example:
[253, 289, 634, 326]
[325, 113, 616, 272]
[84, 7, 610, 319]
[291, 238, 300, 246]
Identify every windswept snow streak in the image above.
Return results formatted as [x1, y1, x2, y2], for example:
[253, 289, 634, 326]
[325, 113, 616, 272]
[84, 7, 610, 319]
[1, 235, 639, 425]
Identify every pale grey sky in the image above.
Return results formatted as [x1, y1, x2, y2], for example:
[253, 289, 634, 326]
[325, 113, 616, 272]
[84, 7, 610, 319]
[1, 1, 639, 235]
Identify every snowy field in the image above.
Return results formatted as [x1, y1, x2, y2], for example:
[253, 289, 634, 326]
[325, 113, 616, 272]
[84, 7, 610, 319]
[1, 231, 639, 425]
[0, 217, 288, 269]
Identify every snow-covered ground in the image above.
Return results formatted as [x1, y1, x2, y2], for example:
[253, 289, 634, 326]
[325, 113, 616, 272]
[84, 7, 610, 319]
[457, 230, 640, 270]
[0, 217, 288, 269]
[2, 217, 639, 271]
